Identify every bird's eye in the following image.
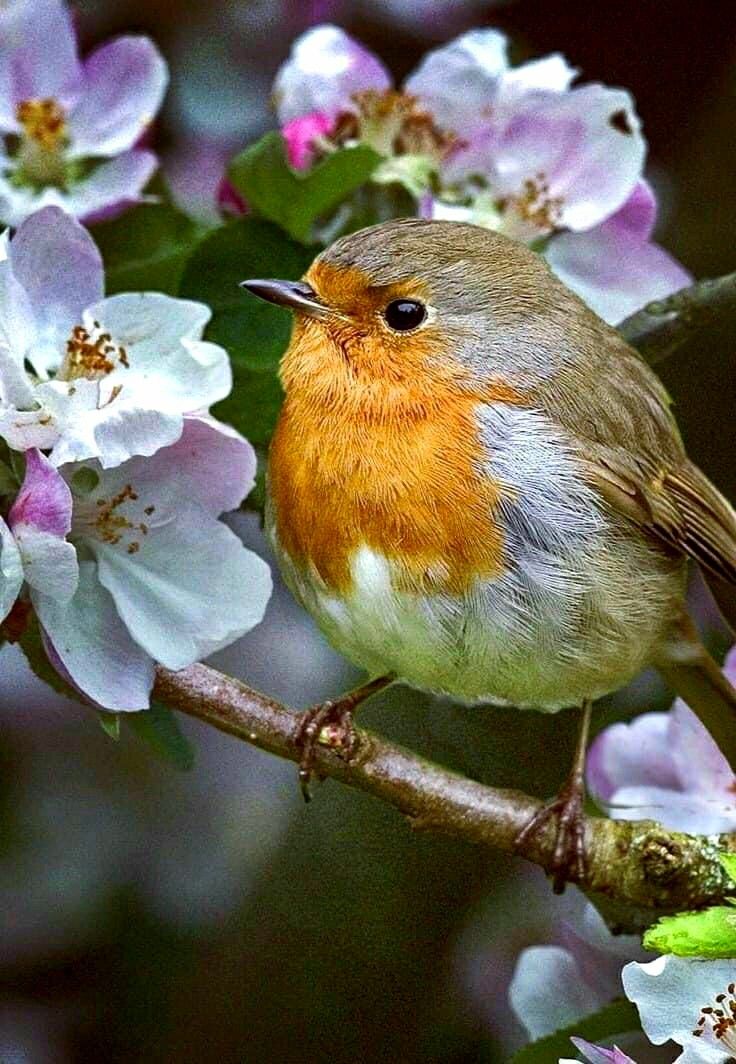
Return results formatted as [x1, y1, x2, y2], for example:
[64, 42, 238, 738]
[383, 299, 427, 332]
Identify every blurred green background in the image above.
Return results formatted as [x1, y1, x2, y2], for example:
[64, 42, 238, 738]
[1, 1, 735, 1060]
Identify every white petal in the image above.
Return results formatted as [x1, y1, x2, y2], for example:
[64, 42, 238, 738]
[58, 150, 158, 223]
[509, 946, 607, 1040]
[273, 24, 391, 124]
[94, 506, 272, 669]
[13, 528, 78, 601]
[0, 516, 23, 622]
[33, 559, 154, 710]
[406, 29, 509, 134]
[0, 404, 60, 452]
[502, 54, 578, 95]
[37, 378, 183, 469]
[622, 957, 736, 1059]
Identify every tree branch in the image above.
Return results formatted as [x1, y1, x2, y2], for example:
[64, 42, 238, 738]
[619, 271, 736, 365]
[153, 663, 734, 920]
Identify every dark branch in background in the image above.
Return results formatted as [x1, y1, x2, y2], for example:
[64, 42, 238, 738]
[154, 663, 735, 924]
[620, 270, 736, 364]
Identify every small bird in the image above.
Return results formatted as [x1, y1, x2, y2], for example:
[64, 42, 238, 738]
[243, 218, 736, 889]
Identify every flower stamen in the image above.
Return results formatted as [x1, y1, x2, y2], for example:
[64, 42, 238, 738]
[16, 98, 67, 151]
[59, 323, 130, 382]
[692, 982, 736, 1053]
[503, 172, 564, 233]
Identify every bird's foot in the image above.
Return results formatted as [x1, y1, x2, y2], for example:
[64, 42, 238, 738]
[514, 777, 587, 894]
[296, 699, 358, 802]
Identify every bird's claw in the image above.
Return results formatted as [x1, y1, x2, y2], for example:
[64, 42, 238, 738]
[514, 778, 587, 894]
[295, 699, 358, 801]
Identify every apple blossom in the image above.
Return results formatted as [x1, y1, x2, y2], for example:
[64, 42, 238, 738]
[0, 0, 167, 226]
[273, 24, 690, 323]
[0, 206, 231, 468]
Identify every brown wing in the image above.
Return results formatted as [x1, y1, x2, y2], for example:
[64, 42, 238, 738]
[584, 447, 736, 626]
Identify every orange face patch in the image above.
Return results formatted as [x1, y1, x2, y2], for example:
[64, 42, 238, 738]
[269, 261, 528, 595]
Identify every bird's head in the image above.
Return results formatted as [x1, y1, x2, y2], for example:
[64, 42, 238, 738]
[242, 218, 596, 414]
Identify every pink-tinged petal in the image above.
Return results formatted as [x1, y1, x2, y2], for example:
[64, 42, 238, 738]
[405, 29, 509, 136]
[151, 416, 257, 514]
[569, 1038, 637, 1064]
[0, 0, 81, 130]
[33, 560, 154, 710]
[217, 177, 248, 218]
[282, 111, 335, 170]
[8, 206, 104, 374]
[9, 449, 72, 537]
[273, 25, 391, 124]
[63, 150, 158, 224]
[611, 179, 657, 240]
[0, 515, 23, 623]
[723, 644, 736, 685]
[586, 712, 680, 802]
[509, 946, 608, 1040]
[545, 226, 691, 325]
[487, 85, 645, 234]
[668, 700, 735, 798]
[67, 37, 168, 158]
[597, 784, 736, 835]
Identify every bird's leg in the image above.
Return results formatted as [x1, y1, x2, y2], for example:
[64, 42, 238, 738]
[296, 675, 394, 801]
[514, 700, 592, 894]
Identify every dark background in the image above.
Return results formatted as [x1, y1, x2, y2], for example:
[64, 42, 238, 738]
[1, 1, 735, 1061]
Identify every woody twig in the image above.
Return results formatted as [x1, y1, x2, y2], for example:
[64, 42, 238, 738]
[154, 663, 734, 922]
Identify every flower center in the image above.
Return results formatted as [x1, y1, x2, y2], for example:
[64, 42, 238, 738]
[332, 90, 456, 163]
[58, 322, 130, 382]
[503, 173, 564, 233]
[693, 980, 736, 1054]
[75, 481, 155, 556]
[13, 97, 69, 187]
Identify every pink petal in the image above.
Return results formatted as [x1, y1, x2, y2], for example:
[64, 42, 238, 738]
[282, 111, 335, 170]
[9, 449, 72, 537]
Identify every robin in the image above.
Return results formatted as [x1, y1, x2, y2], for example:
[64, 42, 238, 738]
[242, 218, 736, 890]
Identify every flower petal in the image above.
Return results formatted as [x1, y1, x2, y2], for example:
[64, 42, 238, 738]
[14, 527, 78, 600]
[586, 712, 680, 802]
[9, 448, 72, 536]
[405, 29, 509, 135]
[37, 377, 183, 469]
[282, 111, 335, 170]
[503, 54, 578, 96]
[60, 150, 158, 225]
[489, 84, 646, 233]
[669, 701, 735, 799]
[33, 559, 154, 710]
[545, 206, 691, 325]
[569, 1039, 637, 1064]
[94, 506, 272, 669]
[68, 36, 168, 158]
[509, 946, 608, 1040]
[0, 0, 81, 129]
[0, 515, 23, 623]
[273, 25, 391, 124]
[8, 206, 104, 375]
[622, 956, 736, 1059]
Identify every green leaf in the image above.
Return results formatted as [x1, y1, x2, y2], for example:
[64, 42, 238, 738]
[720, 851, 736, 885]
[125, 701, 195, 771]
[98, 712, 121, 741]
[90, 204, 201, 295]
[510, 1000, 640, 1063]
[643, 905, 736, 958]
[178, 217, 313, 444]
[0, 458, 18, 496]
[228, 131, 381, 243]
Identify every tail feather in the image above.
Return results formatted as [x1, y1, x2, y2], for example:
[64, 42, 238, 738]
[657, 617, 736, 774]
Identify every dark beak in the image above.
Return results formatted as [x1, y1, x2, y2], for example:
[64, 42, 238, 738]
[240, 278, 328, 318]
